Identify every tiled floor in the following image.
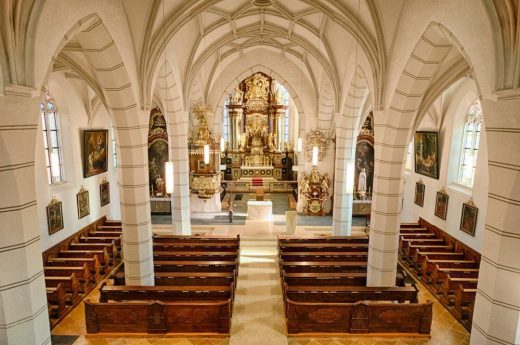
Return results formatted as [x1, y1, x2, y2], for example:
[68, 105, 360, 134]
[52, 224, 471, 345]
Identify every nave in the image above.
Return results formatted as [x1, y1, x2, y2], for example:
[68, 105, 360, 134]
[51, 224, 470, 345]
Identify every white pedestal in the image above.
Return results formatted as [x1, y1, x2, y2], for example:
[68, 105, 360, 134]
[246, 200, 273, 220]
[244, 200, 273, 234]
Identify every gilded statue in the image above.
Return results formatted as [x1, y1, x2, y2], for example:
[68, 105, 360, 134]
[321, 174, 330, 196]
[239, 132, 248, 152]
[245, 73, 269, 112]
[231, 86, 244, 104]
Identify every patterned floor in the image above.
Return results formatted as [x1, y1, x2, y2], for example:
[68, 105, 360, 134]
[52, 224, 471, 345]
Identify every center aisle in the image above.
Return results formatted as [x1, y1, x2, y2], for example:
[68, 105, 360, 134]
[229, 236, 287, 345]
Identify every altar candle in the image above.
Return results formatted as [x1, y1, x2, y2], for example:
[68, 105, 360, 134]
[312, 146, 319, 166]
[204, 144, 210, 165]
[165, 162, 174, 194]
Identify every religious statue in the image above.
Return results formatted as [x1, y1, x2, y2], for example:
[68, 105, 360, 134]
[300, 173, 311, 196]
[358, 168, 367, 194]
[239, 133, 248, 152]
[267, 132, 276, 152]
[272, 82, 284, 105]
[309, 168, 321, 184]
[155, 174, 165, 196]
[321, 174, 330, 196]
[231, 86, 243, 104]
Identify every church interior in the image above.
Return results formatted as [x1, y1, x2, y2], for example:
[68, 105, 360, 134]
[1, 1, 519, 344]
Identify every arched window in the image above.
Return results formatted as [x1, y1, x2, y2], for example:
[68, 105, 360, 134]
[111, 127, 118, 168]
[457, 99, 482, 187]
[222, 99, 229, 142]
[41, 92, 65, 184]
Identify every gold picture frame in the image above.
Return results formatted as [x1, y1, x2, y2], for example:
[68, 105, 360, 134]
[47, 197, 64, 235]
[434, 189, 449, 220]
[76, 187, 90, 219]
[414, 181, 425, 207]
[460, 200, 478, 236]
[100, 180, 110, 206]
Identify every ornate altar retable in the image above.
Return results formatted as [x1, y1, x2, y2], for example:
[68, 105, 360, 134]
[300, 168, 331, 215]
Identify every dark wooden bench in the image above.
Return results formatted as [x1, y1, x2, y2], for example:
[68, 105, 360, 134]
[400, 223, 422, 228]
[440, 276, 478, 305]
[46, 283, 66, 318]
[280, 251, 368, 262]
[45, 273, 80, 302]
[113, 271, 236, 287]
[99, 282, 233, 303]
[421, 259, 477, 283]
[278, 236, 368, 244]
[47, 257, 101, 280]
[400, 233, 437, 239]
[153, 250, 239, 262]
[399, 227, 430, 234]
[44, 264, 90, 292]
[96, 225, 122, 231]
[69, 242, 117, 260]
[153, 234, 239, 244]
[431, 267, 479, 287]
[280, 260, 368, 273]
[58, 249, 110, 268]
[279, 243, 369, 252]
[284, 284, 419, 303]
[153, 243, 239, 252]
[454, 285, 477, 319]
[400, 238, 446, 257]
[281, 271, 406, 287]
[154, 260, 238, 275]
[84, 299, 231, 334]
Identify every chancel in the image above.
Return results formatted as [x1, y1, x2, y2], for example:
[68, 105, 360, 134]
[1, 1, 520, 345]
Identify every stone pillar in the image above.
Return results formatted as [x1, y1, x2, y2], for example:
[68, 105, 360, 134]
[0, 88, 51, 345]
[366, 109, 406, 287]
[169, 112, 191, 235]
[228, 106, 242, 150]
[114, 109, 154, 286]
[332, 113, 356, 235]
[470, 97, 520, 345]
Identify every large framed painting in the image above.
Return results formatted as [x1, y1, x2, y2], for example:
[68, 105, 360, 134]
[76, 188, 90, 219]
[47, 198, 64, 235]
[414, 131, 439, 179]
[83, 130, 108, 178]
[414, 181, 425, 207]
[434, 190, 449, 220]
[460, 201, 478, 236]
[100, 181, 110, 206]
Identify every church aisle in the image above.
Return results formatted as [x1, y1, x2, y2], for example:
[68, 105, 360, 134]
[229, 236, 287, 345]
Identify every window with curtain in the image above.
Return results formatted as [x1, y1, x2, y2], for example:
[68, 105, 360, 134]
[457, 99, 482, 187]
[41, 93, 65, 184]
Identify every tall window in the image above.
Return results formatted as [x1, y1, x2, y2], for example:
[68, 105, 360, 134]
[111, 127, 118, 168]
[41, 93, 65, 184]
[222, 99, 229, 142]
[280, 85, 290, 142]
[458, 99, 482, 187]
[405, 142, 413, 170]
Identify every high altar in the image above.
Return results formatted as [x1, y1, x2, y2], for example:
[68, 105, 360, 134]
[221, 73, 296, 192]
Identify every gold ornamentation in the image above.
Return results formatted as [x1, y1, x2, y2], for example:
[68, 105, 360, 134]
[190, 174, 223, 199]
[245, 73, 269, 112]
[305, 130, 329, 162]
[190, 103, 215, 147]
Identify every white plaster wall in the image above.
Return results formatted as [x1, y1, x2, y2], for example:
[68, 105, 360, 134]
[401, 79, 488, 252]
[36, 73, 120, 250]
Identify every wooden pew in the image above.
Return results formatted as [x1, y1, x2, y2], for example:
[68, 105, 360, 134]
[44, 264, 90, 292]
[96, 225, 122, 231]
[153, 234, 239, 244]
[45, 273, 80, 302]
[400, 238, 445, 255]
[99, 282, 233, 303]
[154, 260, 238, 275]
[280, 260, 368, 273]
[114, 271, 236, 287]
[281, 271, 406, 287]
[102, 219, 122, 226]
[46, 256, 101, 280]
[421, 259, 477, 283]
[413, 250, 465, 273]
[84, 299, 231, 334]
[454, 285, 477, 320]
[278, 236, 368, 244]
[91, 230, 122, 238]
[153, 243, 239, 252]
[285, 300, 432, 334]
[69, 243, 117, 262]
[279, 243, 369, 252]
[79, 236, 120, 248]
[284, 284, 419, 303]
[399, 227, 430, 234]
[46, 283, 66, 318]
[406, 243, 452, 261]
[400, 223, 422, 228]
[153, 250, 239, 262]
[58, 249, 110, 269]
[440, 276, 478, 305]
[280, 251, 368, 262]
[431, 267, 479, 288]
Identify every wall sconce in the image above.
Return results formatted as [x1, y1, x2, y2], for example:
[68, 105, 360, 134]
[204, 144, 210, 165]
[297, 138, 302, 152]
[165, 161, 174, 194]
[312, 146, 319, 166]
[345, 161, 355, 194]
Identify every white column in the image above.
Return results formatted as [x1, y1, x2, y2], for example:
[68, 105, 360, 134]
[333, 113, 356, 235]
[366, 109, 407, 287]
[114, 111, 154, 286]
[0, 89, 51, 345]
[170, 112, 191, 235]
[470, 97, 520, 345]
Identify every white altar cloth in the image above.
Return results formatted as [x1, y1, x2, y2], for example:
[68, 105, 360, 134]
[190, 193, 221, 213]
[246, 200, 273, 220]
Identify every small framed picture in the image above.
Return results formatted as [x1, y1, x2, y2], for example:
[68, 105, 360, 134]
[434, 191, 449, 220]
[47, 199, 64, 235]
[83, 130, 108, 178]
[414, 182, 425, 207]
[414, 131, 439, 179]
[460, 201, 478, 236]
[100, 181, 110, 206]
[76, 188, 90, 219]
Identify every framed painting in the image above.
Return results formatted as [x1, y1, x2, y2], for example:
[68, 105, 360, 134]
[414, 181, 425, 207]
[76, 188, 90, 219]
[460, 201, 478, 236]
[414, 131, 439, 179]
[83, 129, 108, 178]
[100, 181, 110, 206]
[434, 191, 449, 220]
[47, 199, 64, 235]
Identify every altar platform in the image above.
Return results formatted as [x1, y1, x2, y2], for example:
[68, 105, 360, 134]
[244, 200, 273, 234]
